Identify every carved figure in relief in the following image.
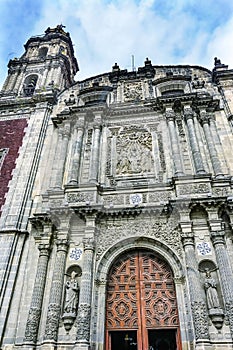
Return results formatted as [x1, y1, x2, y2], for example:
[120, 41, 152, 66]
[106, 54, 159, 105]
[200, 268, 220, 309]
[64, 271, 79, 314]
[116, 130, 154, 175]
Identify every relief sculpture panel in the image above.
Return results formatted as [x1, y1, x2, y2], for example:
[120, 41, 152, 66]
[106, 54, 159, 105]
[97, 217, 182, 261]
[116, 127, 154, 176]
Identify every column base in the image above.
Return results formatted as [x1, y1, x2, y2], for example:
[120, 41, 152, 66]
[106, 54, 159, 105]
[196, 339, 213, 350]
[73, 341, 90, 350]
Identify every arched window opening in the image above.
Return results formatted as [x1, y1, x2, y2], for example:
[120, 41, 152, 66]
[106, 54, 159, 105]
[38, 47, 48, 58]
[23, 75, 38, 96]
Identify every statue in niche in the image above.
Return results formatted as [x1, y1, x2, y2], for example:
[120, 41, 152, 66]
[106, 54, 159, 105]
[62, 270, 80, 332]
[200, 267, 220, 310]
[64, 270, 79, 314]
[199, 265, 224, 329]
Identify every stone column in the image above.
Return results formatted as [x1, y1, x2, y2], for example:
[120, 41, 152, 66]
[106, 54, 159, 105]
[75, 239, 95, 347]
[209, 116, 229, 174]
[199, 110, 223, 177]
[44, 239, 69, 342]
[184, 107, 206, 174]
[181, 227, 210, 341]
[51, 123, 70, 189]
[166, 108, 184, 176]
[68, 118, 85, 185]
[89, 122, 101, 183]
[211, 230, 233, 336]
[99, 125, 108, 185]
[24, 243, 50, 343]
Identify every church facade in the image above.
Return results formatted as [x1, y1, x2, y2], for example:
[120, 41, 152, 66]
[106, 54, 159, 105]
[1, 26, 233, 350]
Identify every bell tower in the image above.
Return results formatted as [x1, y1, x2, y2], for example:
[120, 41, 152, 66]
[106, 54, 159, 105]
[1, 25, 79, 97]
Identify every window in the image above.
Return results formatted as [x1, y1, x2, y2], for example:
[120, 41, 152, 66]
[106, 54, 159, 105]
[38, 47, 48, 58]
[23, 75, 38, 96]
[0, 148, 8, 171]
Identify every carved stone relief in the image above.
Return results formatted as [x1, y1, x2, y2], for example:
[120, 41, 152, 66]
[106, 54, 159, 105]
[116, 127, 154, 176]
[191, 301, 209, 339]
[124, 81, 143, 102]
[177, 183, 210, 196]
[97, 217, 182, 260]
[157, 132, 166, 173]
[66, 192, 94, 203]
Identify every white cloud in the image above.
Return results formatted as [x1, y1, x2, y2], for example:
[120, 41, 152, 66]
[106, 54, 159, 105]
[1, 0, 233, 87]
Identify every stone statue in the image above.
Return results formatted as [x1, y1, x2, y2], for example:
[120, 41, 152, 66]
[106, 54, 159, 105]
[201, 267, 220, 310]
[64, 271, 79, 314]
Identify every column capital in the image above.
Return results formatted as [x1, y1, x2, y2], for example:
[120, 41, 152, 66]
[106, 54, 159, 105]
[181, 232, 195, 247]
[83, 238, 95, 251]
[76, 120, 85, 130]
[38, 243, 51, 257]
[56, 239, 69, 252]
[211, 230, 225, 245]
[183, 107, 194, 120]
[165, 109, 175, 121]
[198, 109, 210, 125]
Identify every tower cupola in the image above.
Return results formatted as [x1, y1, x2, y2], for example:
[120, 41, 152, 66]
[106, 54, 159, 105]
[1, 25, 79, 97]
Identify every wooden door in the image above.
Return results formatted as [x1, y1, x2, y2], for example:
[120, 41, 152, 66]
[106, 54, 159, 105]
[106, 250, 181, 350]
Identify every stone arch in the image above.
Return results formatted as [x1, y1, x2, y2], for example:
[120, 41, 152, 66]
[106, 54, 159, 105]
[190, 203, 208, 223]
[93, 236, 187, 350]
[23, 74, 38, 96]
[96, 236, 184, 281]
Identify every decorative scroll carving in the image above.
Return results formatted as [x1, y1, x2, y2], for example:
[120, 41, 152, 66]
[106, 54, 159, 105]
[66, 192, 94, 203]
[44, 240, 69, 341]
[148, 191, 173, 203]
[191, 301, 209, 339]
[24, 243, 50, 343]
[76, 304, 91, 341]
[177, 183, 210, 196]
[212, 187, 231, 197]
[124, 81, 143, 102]
[103, 194, 125, 205]
[24, 308, 41, 343]
[97, 218, 181, 260]
[157, 132, 166, 173]
[76, 240, 95, 343]
[44, 303, 61, 341]
[225, 302, 233, 335]
[116, 127, 154, 175]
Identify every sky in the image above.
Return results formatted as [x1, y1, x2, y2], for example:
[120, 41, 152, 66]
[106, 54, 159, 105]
[1, 0, 233, 89]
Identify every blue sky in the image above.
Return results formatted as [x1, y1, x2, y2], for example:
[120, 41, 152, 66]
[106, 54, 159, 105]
[1, 0, 233, 88]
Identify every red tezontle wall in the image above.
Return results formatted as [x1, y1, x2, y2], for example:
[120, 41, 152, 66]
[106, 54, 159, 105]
[0, 118, 28, 215]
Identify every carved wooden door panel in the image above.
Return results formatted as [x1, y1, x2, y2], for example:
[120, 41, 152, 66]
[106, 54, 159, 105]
[106, 250, 181, 350]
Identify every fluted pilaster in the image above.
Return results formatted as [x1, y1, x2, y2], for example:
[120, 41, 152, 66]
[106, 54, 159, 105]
[166, 109, 184, 176]
[89, 124, 101, 183]
[51, 123, 70, 189]
[68, 121, 84, 184]
[184, 107, 206, 174]
[199, 110, 223, 177]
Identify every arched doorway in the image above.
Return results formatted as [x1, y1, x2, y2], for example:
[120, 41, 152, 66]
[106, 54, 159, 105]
[105, 250, 181, 350]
